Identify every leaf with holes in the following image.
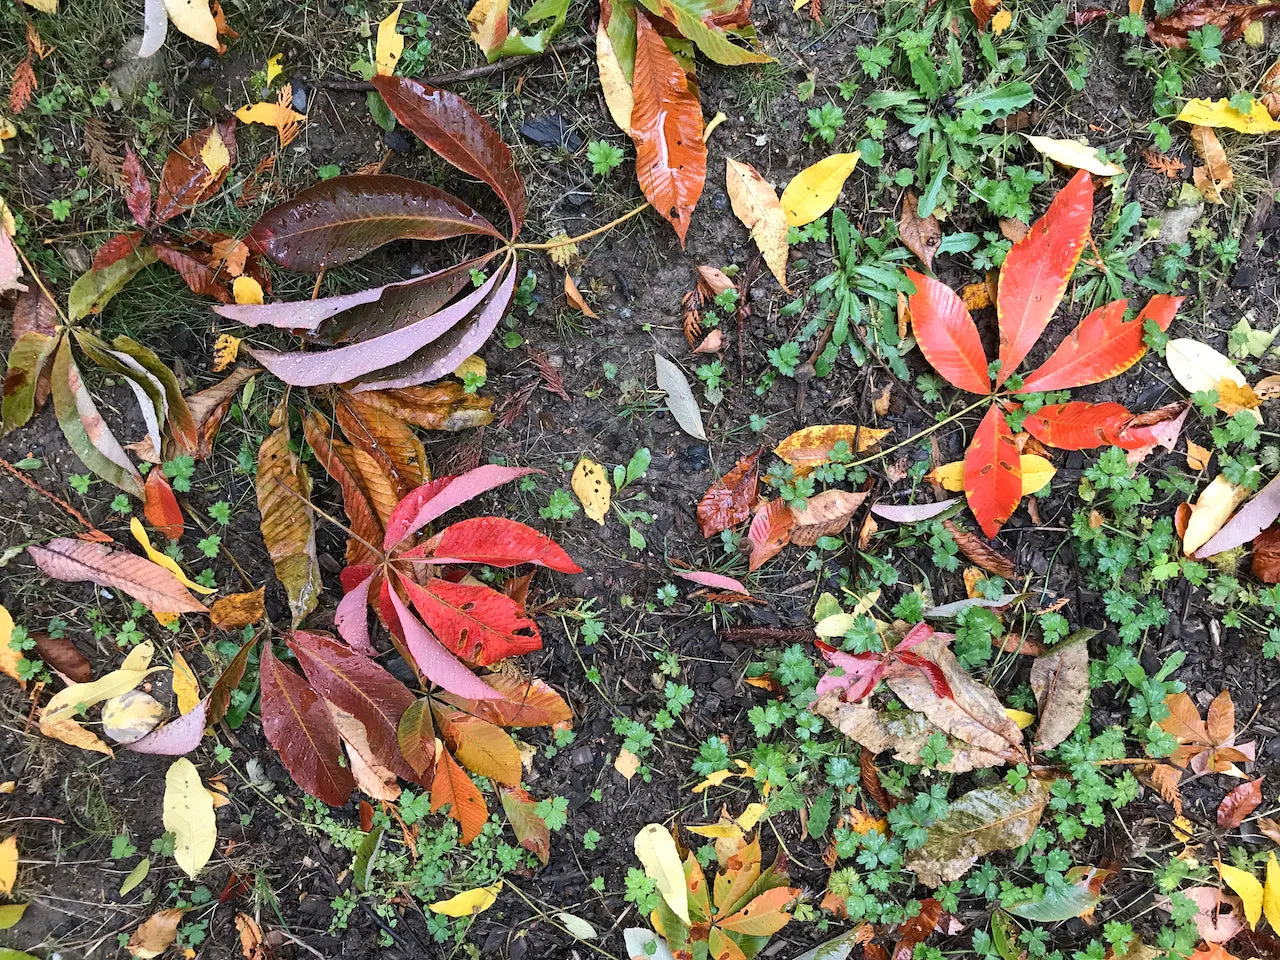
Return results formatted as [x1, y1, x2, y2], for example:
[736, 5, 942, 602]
[963, 405, 1022, 539]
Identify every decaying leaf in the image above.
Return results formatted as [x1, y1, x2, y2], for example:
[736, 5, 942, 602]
[775, 424, 891, 475]
[571, 457, 610, 524]
[127, 908, 185, 960]
[899, 192, 941, 271]
[1029, 632, 1090, 750]
[1191, 126, 1234, 203]
[726, 158, 790, 290]
[697, 447, 761, 538]
[654, 354, 707, 440]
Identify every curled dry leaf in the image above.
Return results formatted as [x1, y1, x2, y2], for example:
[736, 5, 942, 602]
[127, 908, 186, 960]
[1191, 126, 1234, 203]
[942, 521, 1016, 578]
[790, 489, 867, 546]
[1029, 632, 1090, 751]
[899, 192, 941, 272]
[563, 272, 599, 318]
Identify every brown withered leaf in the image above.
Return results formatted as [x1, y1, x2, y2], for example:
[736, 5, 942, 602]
[1217, 777, 1264, 829]
[1159, 690, 1256, 774]
[9, 58, 36, 115]
[1263, 56, 1280, 118]
[334, 390, 428, 498]
[698, 447, 762, 538]
[943, 520, 1016, 578]
[887, 634, 1029, 764]
[256, 422, 321, 626]
[1252, 525, 1280, 584]
[1144, 763, 1184, 816]
[1029, 631, 1091, 751]
[899, 193, 942, 271]
[354, 382, 493, 432]
[128, 908, 185, 959]
[790, 489, 867, 546]
[1147, 0, 1280, 48]
[563, 273, 599, 319]
[32, 633, 91, 683]
[210, 588, 266, 630]
[1191, 126, 1233, 204]
[186, 366, 258, 459]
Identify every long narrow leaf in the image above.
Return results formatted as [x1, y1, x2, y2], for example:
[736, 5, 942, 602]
[386, 583, 501, 700]
[963, 405, 1022, 538]
[29, 539, 207, 613]
[51, 338, 144, 496]
[905, 268, 990, 395]
[384, 465, 539, 550]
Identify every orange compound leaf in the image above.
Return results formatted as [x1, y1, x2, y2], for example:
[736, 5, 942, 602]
[629, 13, 706, 247]
[1021, 294, 1182, 393]
[963, 405, 1022, 538]
[905, 268, 990, 395]
[1022, 401, 1133, 451]
[994, 169, 1094, 387]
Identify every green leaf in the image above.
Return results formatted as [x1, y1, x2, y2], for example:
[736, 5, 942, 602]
[633, 0, 771, 65]
[0, 904, 27, 930]
[120, 857, 151, 896]
[956, 81, 1035, 118]
[904, 779, 1052, 886]
[1006, 870, 1104, 922]
[50, 337, 144, 497]
[68, 245, 158, 321]
[353, 825, 385, 894]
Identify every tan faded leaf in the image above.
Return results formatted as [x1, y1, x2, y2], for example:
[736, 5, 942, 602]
[726, 159, 789, 291]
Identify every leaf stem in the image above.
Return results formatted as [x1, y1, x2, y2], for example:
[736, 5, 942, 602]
[848, 395, 993, 469]
[510, 202, 651, 252]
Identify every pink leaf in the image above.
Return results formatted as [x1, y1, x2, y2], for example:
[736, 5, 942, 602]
[28, 539, 207, 613]
[870, 499, 960, 523]
[334, 571, 376, 654]
[386, 582, 501, 700]
[384, 465, 540, 550]
[674, 570, 752, 596]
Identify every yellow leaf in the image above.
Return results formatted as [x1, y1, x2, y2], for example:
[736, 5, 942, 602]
[234, 102, 307, 130]
[102, 689, 166, 744]
[0, 604, 21, 683]
[1218, 860, 1263, 927]
[1184, 474, 1252, 555]
[928, 455, 1054, 496]
[164, 0, 219, 50]
[776, 424, 891, 474]
[1171, 815, 1193, 842]
[815, 612, 858, 638]
[726, 158, 790, 291]
[736, 802, 768, 832]
[687, 821, 743, 840]
[429, 881, 502, 917]
[164, 758, 217, 878]
[0, 121, 16, 157]
[0, 836, 16, 895]
[596, 18, 633, 132]
[21, 0, 57, 11]
[376, 2, 405, 76]
[1166, 338, 1262, 423]
[265, 54, 283, 84]
[453, 354, 486, 383]
[704, 112, 727, 140]
[466, 0, 509, 58]
[212, 333, 241, 372]
[1005, 708, 1036, 729]
[1177, 97, 1280, 133]
[780, 153, 861, 227]
[232, 276, 262, 305]
[1022, 135, 1123, 176]
[130, 517, 216, 595]
[693, 769, 736, 793]
[200, 128, 229, 179]
[42, 641, 157, 729]
[0, 902, 27, 929]
[1265, 853, 1280, 932]
[634, 824, 690, 925]
[172, 651, 201, 714]
[1020, 454, 1056, 495]
[991, 8, 1013, 31]
[571, 458, 610, 525]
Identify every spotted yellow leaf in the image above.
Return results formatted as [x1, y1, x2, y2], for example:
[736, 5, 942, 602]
[571, 457, 610, 525]
[376, 2, 405, 76]
[172, 650, 201, 715]
[212, 333, 241, 372]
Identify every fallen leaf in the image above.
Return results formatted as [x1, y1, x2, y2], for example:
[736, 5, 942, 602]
[164, 0, 218, 48]
[596, 3, 633, 131]
[1191, 126, 1234, 203]
[1187, 440, 1212, 471]
[749, 499, 794, 570]
[164, 757, 217, 878]
[1185, 474, 1252, 555]
[1030, 633, 1090, 750]
[563, 272, 599, 318]
[899, 192, 941, 271]
[171, 650, 200, 714]
[1023, 135, 1124, 175]
[1219, 778, 1264, 829]
[942, 521, 1016, 578]
[790, 489, 867, 545]
[1197, 474, 1280, 557]
[234, 101, 306, 132]
[232, 275, 263, 305]
[0, 836, 15, 895]
[572, 457, 610, 524]
[775, 424, 891, 474]
[1219, 860, 1263, 928]
[1265, 853, 1280, 932]
[209, 588, 266, 630]
[615, 747, 641, 780]
[1178, 97, 1280, 133]
[726, 158, 790, 291]
[429, 881, 503, 916]
[654, 354, 707, 440]
[780, 152, 860, 226]
[697, 447, 761, 538]
[375, 2, 405, 76]
[634, 823, 690, 924]
[0, 606, 21, 684]
[127, 908, 185, 959]
[102, 689, 166, 743]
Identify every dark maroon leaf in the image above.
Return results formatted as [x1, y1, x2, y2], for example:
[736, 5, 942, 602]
[1217, 777, 1264, 829]
[91, 232, 149, 272]
[370, 75, 526, 237]
[122, 146, 152, 228]
[33, 634, 91, 683]
[259, 643, 354, 806]
[288, 630, 416, 779]
[246, 174, 503, 272]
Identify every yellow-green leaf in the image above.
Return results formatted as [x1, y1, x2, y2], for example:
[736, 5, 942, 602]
[120, 857, 151, 896]
[0, 605, 20, 683]
[42, 641, 157, 726]
[1218, 860, 1262, 928]
[0, 903, 27, 930]
[780, 153, 860, 226]
[428, 881, 503, 917]
[376, 2, 406, 76]
[163, 758, 216, 879]
[1022, 135, 1123, 175]
[1177, 98, 1280, 133]
[635, 823, 690, 925]
[571, 458, 610, 525]
[102, 689, 166, 744]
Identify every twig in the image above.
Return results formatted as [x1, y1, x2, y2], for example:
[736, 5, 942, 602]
[721, 626, 816, 644]
[0, 456, 112, 542]
[307, 38, 590, 92]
